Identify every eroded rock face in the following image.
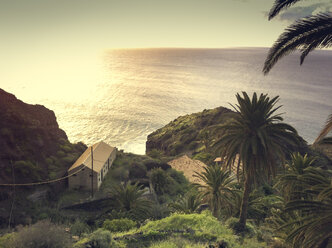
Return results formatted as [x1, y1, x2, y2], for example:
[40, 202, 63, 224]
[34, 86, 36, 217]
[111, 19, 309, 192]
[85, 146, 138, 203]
[0, 88, 87, 227]
[0, 88, 79, 183]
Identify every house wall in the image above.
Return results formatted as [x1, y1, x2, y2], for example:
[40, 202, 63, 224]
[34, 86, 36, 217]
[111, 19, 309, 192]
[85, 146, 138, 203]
[68, 165, 98, 191]
[98, 148, 117, 188]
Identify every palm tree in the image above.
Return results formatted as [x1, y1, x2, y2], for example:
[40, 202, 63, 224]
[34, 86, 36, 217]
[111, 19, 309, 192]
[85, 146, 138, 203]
[264, 1, 332, 148]
[270, 166, 330, 247]
[267, 203, 303, 245]
[281, 170, 332, 248]
[263, 1, 332, 74]
[193, 164, 238, 218]
[109, 181, 152, 220]
[216, 92, 299, 231]
[168, 191, 203, 214]
[275, 153, 316, 201]
[270, 164, 332, 247]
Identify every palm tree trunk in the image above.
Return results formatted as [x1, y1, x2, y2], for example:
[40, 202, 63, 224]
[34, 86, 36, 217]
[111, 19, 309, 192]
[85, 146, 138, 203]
[212, 194, 218, 218]
[238, 174, 251, 232]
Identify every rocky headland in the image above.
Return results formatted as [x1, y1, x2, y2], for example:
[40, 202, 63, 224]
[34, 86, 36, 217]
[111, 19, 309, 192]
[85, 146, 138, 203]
[0, 88, 86, 196]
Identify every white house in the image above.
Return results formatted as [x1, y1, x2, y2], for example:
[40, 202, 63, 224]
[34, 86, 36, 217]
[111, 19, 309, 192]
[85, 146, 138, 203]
[68, 141, 117, 191]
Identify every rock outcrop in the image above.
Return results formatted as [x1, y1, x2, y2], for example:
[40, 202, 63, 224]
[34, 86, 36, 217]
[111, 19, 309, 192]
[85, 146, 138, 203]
[146, 106, 233, 164]
[0, 88, 86, 185]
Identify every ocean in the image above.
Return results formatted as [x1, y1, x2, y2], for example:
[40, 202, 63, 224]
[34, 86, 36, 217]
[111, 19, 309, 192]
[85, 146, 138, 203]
[3, 48, 332, 154]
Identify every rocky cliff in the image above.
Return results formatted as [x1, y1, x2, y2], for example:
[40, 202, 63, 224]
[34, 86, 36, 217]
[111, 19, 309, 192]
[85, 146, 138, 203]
[0, 88, 86, 185]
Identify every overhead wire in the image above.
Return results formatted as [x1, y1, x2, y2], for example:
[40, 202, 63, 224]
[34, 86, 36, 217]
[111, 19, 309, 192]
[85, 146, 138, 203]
[0, 158, 106, 186]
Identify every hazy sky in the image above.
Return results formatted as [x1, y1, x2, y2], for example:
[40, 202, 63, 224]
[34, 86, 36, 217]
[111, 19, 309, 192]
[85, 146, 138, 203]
[2, 0, 331, 51]
[1, 0, 331, 99]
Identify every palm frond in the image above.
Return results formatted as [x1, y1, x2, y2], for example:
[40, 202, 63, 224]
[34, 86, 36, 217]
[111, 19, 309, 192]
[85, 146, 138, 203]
[317, 136, 332, 144]
[109, 181, 152, 219]
[314, 114, 332, 144]
[268, 0, 302, 20]
[168, 191, 203, 214]
[263, 13, 332, 74]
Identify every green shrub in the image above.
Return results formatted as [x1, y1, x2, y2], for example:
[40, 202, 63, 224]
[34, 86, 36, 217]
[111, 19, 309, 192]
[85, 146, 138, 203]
[0, 128, 11, 136]
[13, 160, 41, 179]
[149, 168, 189, 204]
[71, 219, 91, 237]
[60, 144, 73, 152]
[14, 160, 33, 175]
[109, 167, 129, 181]
[35, 208, 67, 224]
[129, 163, 147, 179]
[74, 229, 118, 248]
[48, 171, 57, 179]
[58, 138, 68, 145]
[188, 142, 199, 150]
[56, 150, 66, 157]
[149, 237, 206, 248]
[149, 203, 170, 220]
[0, 233, 15, 248]
[105, 210, 129, 221]
[192, 152, 213, 164]
[11, 220, 71, 248]
[149, 168, 171, 195]
[103, 218, 137, 232]
[181, 131, 197, 145]
[168, 169, 187, 188]
[144, 160, 171, 171]
[140, 211, 223, 234]
[45, 157, 53, 164]
[38, 212, 49, 220]
[114, 212, 266, 248]
[62, 155, 76, 164]
[147, 149, 164, 159]
[173, 143, 184, 153]
[225, 217, 256, 237]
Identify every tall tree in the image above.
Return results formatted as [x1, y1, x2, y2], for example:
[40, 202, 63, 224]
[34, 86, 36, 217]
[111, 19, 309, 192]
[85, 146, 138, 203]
[216, 92, 299, 231]
[193, 164, 238, 218]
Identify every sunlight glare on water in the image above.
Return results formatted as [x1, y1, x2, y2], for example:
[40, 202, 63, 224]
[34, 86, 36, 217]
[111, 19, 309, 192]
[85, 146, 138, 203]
[2, 48, 332, 154]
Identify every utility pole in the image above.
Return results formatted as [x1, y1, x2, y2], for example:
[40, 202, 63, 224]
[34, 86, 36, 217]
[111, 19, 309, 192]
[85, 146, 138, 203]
[91, 146, 94, 199]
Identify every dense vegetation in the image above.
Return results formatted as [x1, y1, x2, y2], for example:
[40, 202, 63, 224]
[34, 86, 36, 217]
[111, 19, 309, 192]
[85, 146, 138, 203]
[1, 0, 332, 246]
[1, 91, 331, 248]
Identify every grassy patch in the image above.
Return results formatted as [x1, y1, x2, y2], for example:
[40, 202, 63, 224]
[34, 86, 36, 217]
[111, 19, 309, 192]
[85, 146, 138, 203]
[112, 211, 267, 248]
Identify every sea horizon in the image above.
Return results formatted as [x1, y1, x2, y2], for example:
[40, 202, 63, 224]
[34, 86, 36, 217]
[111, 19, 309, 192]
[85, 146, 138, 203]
[2, 47, 332, 154]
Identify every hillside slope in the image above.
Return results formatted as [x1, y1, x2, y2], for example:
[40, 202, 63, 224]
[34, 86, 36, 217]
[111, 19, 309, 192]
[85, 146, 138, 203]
[146, 107, 233, 164]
